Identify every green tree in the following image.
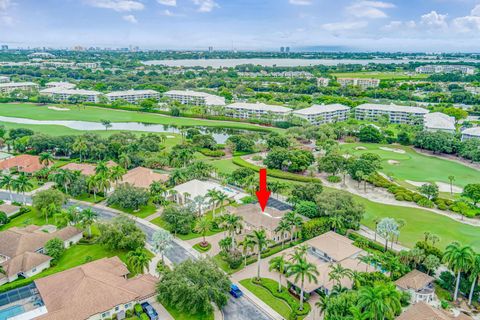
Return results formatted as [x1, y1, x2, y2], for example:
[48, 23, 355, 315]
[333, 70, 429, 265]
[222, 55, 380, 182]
[98, 215, 146, 251]
[468, 254, 480, 305]
[0, 174, 15, 201]
[39, 152, 54, 167]
[462, 184, 480, 205]
[100, 119, 112, 131]
[127, 248, 152, 274]
[33, 189, 66, 216]
[418, 183, 439, 200]
[269, 254, 287, 292]
[79, 208, 98, 238]
[13, 172, 33, 204]
[219, 213, 243, 249]
[45, 237, 65, 264]
[442, 242, 475, 301]
[152, 229, 173, 263]
[194, 216, 212, 246]
[248, 229, 270, 280]
[358, 125, 383, 143]
[356, 283, 401, 320]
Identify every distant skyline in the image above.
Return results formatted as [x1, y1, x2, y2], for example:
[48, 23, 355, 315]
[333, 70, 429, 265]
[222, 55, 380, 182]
[2, 0, 480, 52]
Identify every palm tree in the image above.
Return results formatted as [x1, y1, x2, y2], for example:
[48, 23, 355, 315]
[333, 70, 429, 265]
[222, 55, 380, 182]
[249, 229, 270, 280]
[328, 263, 353, 289]
[348, 306, 371, 320]
[274, 219, 291, 248]
[72, 137, 88, 162]
[126, 248, 152, 274]
[315, 295, 330, 319]
[356, 283, 401, 320]
[118, 153, 131, 170]
[468, 254, 480, 305]
[330, 214, 345, 233]
[87, 174, 101, 201]
[442, 242, 475, 301]
[285, 212, 303, 242]
[50, 169, 73, 195]
[0, 174, 15, 201]
[109, 166, 126, 186]
[95, 161, 109, 176]
[96, 173, 111, 196]
[80, 208, 98, 238]
[216, 191, 229, 215]
[269, 254, 287, 292]
[220, 213, 243, 250]
[448, 175, 455, 196]
[39, 152, 54, 167]
[239, 237, 255, 266]
[286, 250, 319, 311]
[206, 189, 219, 218]
[13, 172, 33, 204]
[193, 195, 206, 216]
[194, 216, 212, 246]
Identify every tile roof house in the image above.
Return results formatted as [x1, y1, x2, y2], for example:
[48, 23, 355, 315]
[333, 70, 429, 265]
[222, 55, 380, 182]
[396, 301, 473, 320]
[62, 161, 117, 176]
[395, 269, 435, 304]
[0, 225, 83, 285]
[35, 257, 158, 320]
[0, 154, 45, 174]
[120, 166, 169, 189]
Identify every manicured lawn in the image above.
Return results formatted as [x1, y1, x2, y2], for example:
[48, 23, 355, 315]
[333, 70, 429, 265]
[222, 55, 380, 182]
[0, 103, 279, 133]
[74, 193, 105, 203]
[193, 242, 212, 253]
[340, 143, 480, 188]
[0, 242, 130, 293]
[212, 254, 244, 274]
[331, 71, 429, 80]
[240, 279, 292, 319]
[110, 201, 158, 219]
[157, 298, 214, 320]
[0, 207, 46, 231]
[355, 194, 480, 251]
[211, 159, 241, 175]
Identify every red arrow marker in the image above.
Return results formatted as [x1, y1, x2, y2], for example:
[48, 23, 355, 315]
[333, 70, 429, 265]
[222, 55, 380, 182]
[255, 168, 271, 213]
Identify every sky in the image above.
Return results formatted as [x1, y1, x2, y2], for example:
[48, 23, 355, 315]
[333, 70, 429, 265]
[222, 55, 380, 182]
[2, 0, 480, 52]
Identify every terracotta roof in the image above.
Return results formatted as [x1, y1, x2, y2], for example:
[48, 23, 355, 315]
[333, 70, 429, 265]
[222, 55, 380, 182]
[397, 302, 473, 320]
[35, 257, 158, 320]
[0, 154, 44, 173]
[1, 251, 51, 277]
[395, 270, 434, 291]
[120, 166, 169, 189]
[62, 161, 117, 176]
[227, 204, 289, 231]
[306, 231, 363, 262]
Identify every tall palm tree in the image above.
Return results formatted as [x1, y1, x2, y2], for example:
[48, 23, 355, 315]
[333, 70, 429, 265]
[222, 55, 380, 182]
[239, 237, 255, 266]
[194, 216, 212, 246]
[95, 161, 109, 176]
[13, 172, 33, 204]
[286, 250, 319, 311]
[215, 191, 229, 215]
[330, 214, 345, 233]
[118, 153, 131, 170]
[468, 254, 480, 305]
[249, 229, 270, 280]
[126, 248, 152, 274]
[39, 152, 54, 167]
[206, 189, 219, 218]
[347, 306, 371, 320]
[0, 174, 15, 201]
[328, 263, 353, 289]
[87, 174, 101, 201]
[269, 254, 287, 292]
[274, 219, 291, 248]
[448, 175, 455, 196]
[285, 212, 303, 242]
[72, 137, 88, 162]
[442, 242, 475, 301]
[96, 173, 111, 196]
[50, 169, 74, 195]
[220, 213, 243, 250]
[357, 283, 401, 320]
[109, 166, 126, 186]
[80, 208, 98, 238]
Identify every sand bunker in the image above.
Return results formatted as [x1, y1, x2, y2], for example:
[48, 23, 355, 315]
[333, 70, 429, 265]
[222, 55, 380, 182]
[166, 135, 175, 139]
[355, 146, 367, 150]
[405, 180, 463, 193]
[343, 154, 352, 159]
[380, 147, 406, 154]
[388, 160, 400, 165]
[48, 106, 70, 111]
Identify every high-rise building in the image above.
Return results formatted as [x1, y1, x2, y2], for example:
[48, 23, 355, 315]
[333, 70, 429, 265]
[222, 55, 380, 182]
[280, 47, 285, 53]
[285, 47, 290, 53]
[208, 46, 214, 52]
[0, 45, 8, 51]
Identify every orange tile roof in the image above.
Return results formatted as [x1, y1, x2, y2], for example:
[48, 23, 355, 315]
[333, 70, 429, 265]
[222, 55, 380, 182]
[0, 154, 44, 173]
[120, 166, 169, 189]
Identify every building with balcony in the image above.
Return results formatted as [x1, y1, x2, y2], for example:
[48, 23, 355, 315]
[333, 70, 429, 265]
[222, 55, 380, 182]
[293, 104, 350, 125]
[225, 102, 292, 119]
[337, 78, 380, 89]
[45, 82, 76, 89]
[395, 270, 435, 304]
[106, 90, 159, 104]
[39, 87, 103, 103]
[415, 65, 476, 75]
[0, 82, 39, 94]
[164, 90, 226, 106]
[355, 103, 429, 125]
[424, 112, 456, 133]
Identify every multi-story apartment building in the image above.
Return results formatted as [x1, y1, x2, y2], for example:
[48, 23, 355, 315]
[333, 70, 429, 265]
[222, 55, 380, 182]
[423, 112, 456, 133]
[225, 102, 292, 119]
[45, 81, 76, 89]
[164, 90, 226, 106]
[461, 127, 480, 141]
[293, 104, 350, 125]
[317, 77, 330, 87]
[106, 89, 159, 104]
[337, 78, 380, 89]
[415, 65, 476, 75]
[76, 62, 99, 69]
[355, 103, 429, 124]
[0, 76, 9, 83]
[39, 87, 103, 103]
[0, 82, 39, 94]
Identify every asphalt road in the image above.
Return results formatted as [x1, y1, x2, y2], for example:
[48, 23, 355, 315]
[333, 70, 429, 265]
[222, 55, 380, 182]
[0, 190, 273, 320]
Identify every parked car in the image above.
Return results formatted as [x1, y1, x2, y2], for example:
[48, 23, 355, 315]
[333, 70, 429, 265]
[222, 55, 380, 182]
[141, 302, 159, 320]
[229, 284, 243, 298]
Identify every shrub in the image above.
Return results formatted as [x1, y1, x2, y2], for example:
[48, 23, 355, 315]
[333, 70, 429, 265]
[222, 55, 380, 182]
[240, 196, 256, 204]
[327, 175, 341, 183]
[140, 313, 149, 320]
[415, 241, 444, 259]
[44, 238, 65, 264]
[0, 212, 8, 226]
[301, 217, 330, 240]
[416, 198, 435, 208]
[226, 250, 243, 269]
[294, 201, 318, 218]
[198, 148, 225, 157]
[134, 304, 143, 316]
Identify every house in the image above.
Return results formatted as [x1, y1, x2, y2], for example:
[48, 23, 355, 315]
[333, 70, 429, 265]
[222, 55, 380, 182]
[120, 166, 169, 189]
[0, 203, 21, 217]
[395, 270, 435, 304]
[226, 204, 292, 243]
[0, 154, 45, 174]
[34, 256, 157, 320]
[423, 112, 456, 133]
[396, 301, 473, 320]
[283, 231, 375, 296]
[62, 161, 117, 176]
[0, 225, 83, 285]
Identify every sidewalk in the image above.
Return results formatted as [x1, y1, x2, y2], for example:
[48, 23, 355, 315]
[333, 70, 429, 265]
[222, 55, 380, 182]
[357, 225, 409, 252]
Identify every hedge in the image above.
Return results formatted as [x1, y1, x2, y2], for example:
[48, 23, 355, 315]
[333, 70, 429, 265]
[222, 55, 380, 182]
[198, 148, 225, 157]
[301, 217, 331, 240]
[348, 232, 397, 255]
[232, 157, 321, 183]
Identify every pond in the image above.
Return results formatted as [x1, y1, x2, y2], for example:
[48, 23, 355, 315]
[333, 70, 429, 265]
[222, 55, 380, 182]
[0, 116, 240, 143]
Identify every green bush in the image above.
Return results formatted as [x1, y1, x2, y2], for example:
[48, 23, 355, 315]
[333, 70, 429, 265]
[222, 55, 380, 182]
[301, 217, 330, 240]
[134, 304, 142, 316]
[395, 193, 405, 201]
[199, 148, 226, 157]
[139, 313, 149, 320]
[226, 250, 243, 269]
[327, 175, 341, 183]
[416, 198, 435, 208]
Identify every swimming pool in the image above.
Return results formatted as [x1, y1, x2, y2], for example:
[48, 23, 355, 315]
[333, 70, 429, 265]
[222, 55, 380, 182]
[0, 305, 25, 320]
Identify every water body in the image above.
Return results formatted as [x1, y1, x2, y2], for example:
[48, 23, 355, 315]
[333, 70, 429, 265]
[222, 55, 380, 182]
[142, 58, 465, 68]
[0, 116, 235, 143]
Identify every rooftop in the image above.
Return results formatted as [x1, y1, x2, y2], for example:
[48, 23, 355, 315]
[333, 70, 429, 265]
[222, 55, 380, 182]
[293, 104, 349, 115]
[307, 231, 363, 262]
[424, 112, 456, 131]
[396, 301, 472, 320]
[226, 102, 292, 113]
[462, 127, 480, 136]
[226, 204, 290, 231]
[0, 154, 44, 173]
[395, 269, 434, 291]
[173, 179, 240, 199]
[120, 166, 169, 189]
[39, 87, 102, 95]
[106, 89, 159, 97]
[356, 103, 429, 114]
[61, 161, 117, 176]
[0, 82, 38, 88]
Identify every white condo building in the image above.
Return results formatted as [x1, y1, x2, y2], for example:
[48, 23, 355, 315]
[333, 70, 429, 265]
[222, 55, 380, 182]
[0, 82, 39, 94]
[461, 127, 480, 141]
[317, 77, 331, 87]
[45, 81, 76, 89]
[0, 76, 9, 83]
[337, 78, 380, 89]
[293, 104, 350, 125]
[106, 89, 159, 104]
[423, 112, 456, 133]
[164, 90, 226, 106]
[39, 87, 103, 103]
[225, 102, 292, 119]
[355, 103, 429, 124]
[415, 65, 476, 75]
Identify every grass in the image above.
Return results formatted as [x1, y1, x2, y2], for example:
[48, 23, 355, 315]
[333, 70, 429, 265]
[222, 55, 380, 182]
[0, 207, 46, 231]
[0, 242, 130, 293]
[239, 279, 292, 319]
[0, 103, 279, 133]
[211, 159, 242, 175]
[340, 143, 480, 188]
[331, 71, 429, 80]
[212, 254, 244, 274]
[74, 193, 105, 203]
[157, 298, 214, 320]
[193, 242, 212, 253]
[110, 201, 158, 219]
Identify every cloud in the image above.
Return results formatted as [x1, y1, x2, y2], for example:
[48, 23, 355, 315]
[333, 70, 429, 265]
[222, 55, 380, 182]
[0, 0, 13, 26]
[322, 21, 368, 32]
[346, 1, 395, 19]
[122, 14, 138, 23]
[85, 0, 144, 12]
[472, 4, 480, 17]
[420, 10, 448, 29]
[192, 0, 219, 12]
[382, 20, 416, 31]
[289, 0, 312, 5]
[157, 0, 176, 6]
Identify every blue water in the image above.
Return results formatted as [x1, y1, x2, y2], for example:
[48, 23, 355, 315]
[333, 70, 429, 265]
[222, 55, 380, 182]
[0, 305, 25, 320]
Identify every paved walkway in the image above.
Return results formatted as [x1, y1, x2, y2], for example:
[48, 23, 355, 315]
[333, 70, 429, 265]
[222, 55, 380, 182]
[144, 208, 163, 222]
[186, 232, 226, 257]
[358, 226, 409, 252]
